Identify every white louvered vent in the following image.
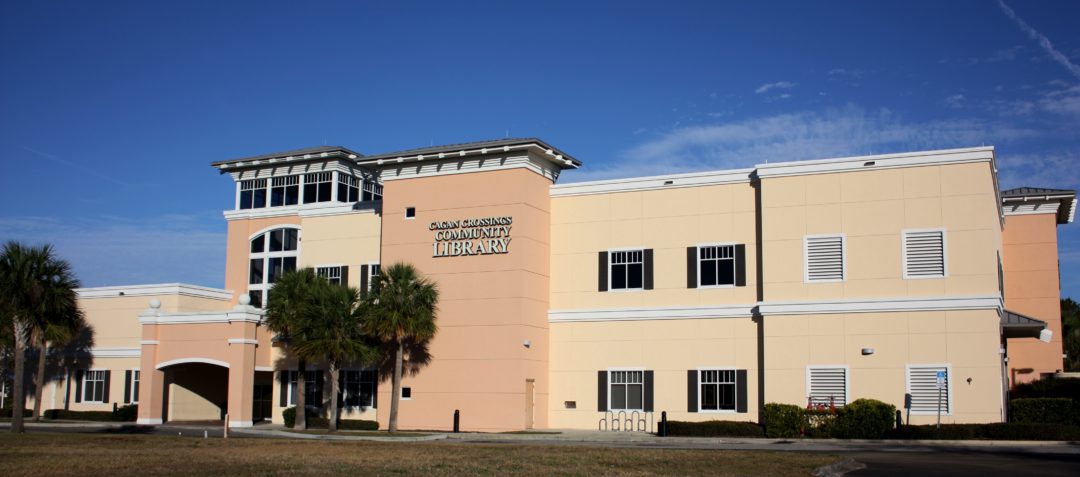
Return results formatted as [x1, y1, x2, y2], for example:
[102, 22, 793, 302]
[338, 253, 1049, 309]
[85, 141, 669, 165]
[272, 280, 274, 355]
[907, 366, 949, 414]
[805, 235, 845, 282]
[808, 367, 847, 407]
[903, 230, 946, 278]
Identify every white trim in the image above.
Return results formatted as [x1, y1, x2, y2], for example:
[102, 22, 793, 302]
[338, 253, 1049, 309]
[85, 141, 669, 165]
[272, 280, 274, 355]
[90, 348, 141, 358]
[906, 363, 953, 416]
[136, 418, 162, 425]
[247, 223, 301, 241]
[551, 168, 753, 197]
[227, 338, 258, 345]
[228, 420, 254, 428]
[155, 357, 231, 370]
[902, 228, 948, 280]
[138, 310, 264, 325]
[76, 283, 232, 301]
[806, 365, 849, 406]
[755, 146, 994, 178]
[757, 295, 1001, 316]
[804, 234, 846, 283]
[549, 304, 754, 323]
[300, 203, 376, 218]
[255, 366, 274, 372]
[696, 367, 739, 414]
[140, 340, 160, 346]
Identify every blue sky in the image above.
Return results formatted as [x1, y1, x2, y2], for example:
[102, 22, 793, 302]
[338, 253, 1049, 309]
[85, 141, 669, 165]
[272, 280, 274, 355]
[2, 1, 1079, 298]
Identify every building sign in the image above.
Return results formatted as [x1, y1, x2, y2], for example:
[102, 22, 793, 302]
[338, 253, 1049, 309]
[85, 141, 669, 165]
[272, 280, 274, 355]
[430, 216, 512, 257]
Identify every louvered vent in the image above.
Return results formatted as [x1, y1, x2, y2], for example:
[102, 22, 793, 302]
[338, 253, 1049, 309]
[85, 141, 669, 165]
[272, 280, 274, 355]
[806, 235, 844, 281]
[907, 366, 949, 414]
[904, 230, 946, 278]
[808, 367, 846, 406]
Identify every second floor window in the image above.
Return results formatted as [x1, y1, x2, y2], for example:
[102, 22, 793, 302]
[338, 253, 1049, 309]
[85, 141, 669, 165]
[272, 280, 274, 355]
[610, 250, 644, 290]
[249, 227, 299, 307]
[699, 245, 735, 287]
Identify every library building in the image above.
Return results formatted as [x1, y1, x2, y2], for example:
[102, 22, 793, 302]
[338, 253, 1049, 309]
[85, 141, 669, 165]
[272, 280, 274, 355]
[36, 139, 1075, 431]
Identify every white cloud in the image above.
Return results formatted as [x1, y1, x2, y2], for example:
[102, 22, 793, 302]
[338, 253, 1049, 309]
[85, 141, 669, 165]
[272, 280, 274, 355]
[1040, 84, 1080, 115]
[998, 0, 1080, 80]
[562, 105, 1039, 182]
[944, 94, 966, 109]
[0, 214, 226, 288]
[754, 81, 795, 94]
[996, 150, 1080, 190]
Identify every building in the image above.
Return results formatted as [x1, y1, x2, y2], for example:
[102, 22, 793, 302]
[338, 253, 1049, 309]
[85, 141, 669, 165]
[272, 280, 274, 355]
[33, 139, 1074, 431]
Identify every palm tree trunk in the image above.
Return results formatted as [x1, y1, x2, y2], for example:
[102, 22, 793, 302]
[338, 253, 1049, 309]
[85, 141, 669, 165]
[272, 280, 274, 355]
[11, 320, 26, 433]
[295, 358, 306, 430]
[328, 363, 339, 433]
[32, 331, 47, 422]
[389, 339, 403, 433]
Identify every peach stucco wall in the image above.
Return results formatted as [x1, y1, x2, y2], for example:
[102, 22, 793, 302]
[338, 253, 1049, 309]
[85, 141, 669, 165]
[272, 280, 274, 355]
[377, 166, 551, 432]
[1003, 213, 1065, 384]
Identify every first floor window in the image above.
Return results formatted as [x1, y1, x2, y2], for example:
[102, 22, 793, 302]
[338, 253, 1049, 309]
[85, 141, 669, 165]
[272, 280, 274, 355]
[699, 369, 736, 411]
[317, 266, 344, 285]
[807, 366, 847, 407]
[287, 370, 322, 407]
[609, 370, 644, 410]
[368, 264, 380, 289]
[342, 370, 376, 407]
[125, 370, 141, 404]
[610, 250, 644, 290]
[907, 365, 950, 415]
[699, 245, 736, 287]
[83, 370, 106, 403]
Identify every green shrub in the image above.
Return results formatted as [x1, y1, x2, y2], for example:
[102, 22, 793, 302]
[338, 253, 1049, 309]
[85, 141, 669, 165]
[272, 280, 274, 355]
[803, 408, 838, 438]
[1011, 377, 1080, 400]
[762, 403, 804, 438]
[281, 406, 377, 430]
[282, 406, 318, 428]
[42, 409, 115, 421]
[113, 404, 138, 422]
[833, 399, 896, 439]
[663, 420, 764, 437]
[888, 422, 1080, 441]
[1009, 398, 1074, 424]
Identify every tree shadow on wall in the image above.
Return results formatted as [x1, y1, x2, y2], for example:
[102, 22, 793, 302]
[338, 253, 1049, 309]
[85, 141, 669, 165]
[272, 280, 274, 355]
[373, 337, 433, 380]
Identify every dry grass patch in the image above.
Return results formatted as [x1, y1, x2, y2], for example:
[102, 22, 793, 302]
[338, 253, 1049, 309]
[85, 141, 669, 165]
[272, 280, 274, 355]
[0, 432, 838, 476]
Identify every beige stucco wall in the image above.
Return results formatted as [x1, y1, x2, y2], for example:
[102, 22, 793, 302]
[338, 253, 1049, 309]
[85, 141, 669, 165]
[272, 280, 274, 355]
[760, 163, 1002, 301]
[549, 317, 759, 428]
[764, 309, 1004, 424]
[297, 212, 382, 289]
[550, 182, 758, 309]
[1003, 213, 1065, 384]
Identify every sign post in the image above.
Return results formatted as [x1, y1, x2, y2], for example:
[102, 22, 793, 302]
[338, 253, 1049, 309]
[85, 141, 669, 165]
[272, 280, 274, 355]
[935, 370, 946, 429]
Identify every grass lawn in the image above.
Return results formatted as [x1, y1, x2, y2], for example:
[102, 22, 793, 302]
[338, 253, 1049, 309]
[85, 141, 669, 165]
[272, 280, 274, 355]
[0, 432, 839, 476]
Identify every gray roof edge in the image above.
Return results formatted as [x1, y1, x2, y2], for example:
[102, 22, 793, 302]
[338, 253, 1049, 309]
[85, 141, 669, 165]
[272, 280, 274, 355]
[210, 146, 365, 168]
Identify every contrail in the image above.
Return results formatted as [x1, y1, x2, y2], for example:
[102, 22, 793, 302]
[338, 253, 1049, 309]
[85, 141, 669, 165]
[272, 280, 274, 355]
[997, 0, 1080, 81]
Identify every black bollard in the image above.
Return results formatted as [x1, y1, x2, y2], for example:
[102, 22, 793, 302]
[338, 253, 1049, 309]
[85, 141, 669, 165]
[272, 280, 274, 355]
[659, 411, 668, 437]
[895, 410, 903, 428]
[453, 409, 460, 433]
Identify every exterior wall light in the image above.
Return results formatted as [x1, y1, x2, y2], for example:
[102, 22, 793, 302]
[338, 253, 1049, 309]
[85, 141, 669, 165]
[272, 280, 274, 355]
[523, 339, 531, 348]
[861, 348, 874, 355]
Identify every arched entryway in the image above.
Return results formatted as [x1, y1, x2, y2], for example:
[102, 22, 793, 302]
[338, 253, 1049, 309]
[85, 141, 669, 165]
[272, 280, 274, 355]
[157, 359, 230, 423]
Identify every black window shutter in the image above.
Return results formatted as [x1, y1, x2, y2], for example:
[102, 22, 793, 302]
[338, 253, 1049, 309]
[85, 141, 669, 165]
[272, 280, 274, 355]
[643, 370, 654, 412]
[598, 252, 608, 292]
[735, 244, 747, 287]
[341, 266, 349, 288]
[597, 371, 608, 411]
[102, 370, 111, 403]
[643, 249, 654, 290]
[123, 370, 132, 404]
[736, 369, 748, 413]
[360, 264, 369, 296]
[687, 247, 698, 288]
[75, 370, 83, 403]
[279, 371, 288, 407]
[687, 370, 698, 412]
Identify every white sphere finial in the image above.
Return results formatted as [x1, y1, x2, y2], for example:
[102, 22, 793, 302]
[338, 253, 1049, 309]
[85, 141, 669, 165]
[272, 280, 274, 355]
[238, 294, 251, 306]
[149, 299, 161, 309]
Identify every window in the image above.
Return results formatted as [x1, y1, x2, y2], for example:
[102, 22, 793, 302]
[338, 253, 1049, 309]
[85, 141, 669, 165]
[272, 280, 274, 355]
[405, 207, 416, 219]
[287, 370, 322, 407]
[609, 370, 644, 411]
[271, 175, 300, 207]
[903, 229, 946, 279]
[342, 370, 376, 408]
[249, 227, 300, 307]
[367, 263, 381, 291]
[338, 175, 360, 203]
[82, 370, 106, 403]
[362, 180, 383, 201]
[317, 266, 344, 285]
[699, 245, 736, 287]
[807, 366, 847, 407]
[239, 179, 267, 210]
[303, 172, 333, 204]
[699, 369, 737, 412]
[124, 370, 140, 404]
[610, 250, 644, 290]
[907, 365, 950, 415]
[401, 387, 412, 400]
[805, 235, 845, 282]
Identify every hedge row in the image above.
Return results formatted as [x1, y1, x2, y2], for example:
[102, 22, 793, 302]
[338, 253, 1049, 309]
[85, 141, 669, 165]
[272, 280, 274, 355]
[662, 420, 764, 437]
[282, 406, 378, 430]
[3, 405, 137, 422]
[1009, 398, 1080, 426]
[762, 399, 896, 438]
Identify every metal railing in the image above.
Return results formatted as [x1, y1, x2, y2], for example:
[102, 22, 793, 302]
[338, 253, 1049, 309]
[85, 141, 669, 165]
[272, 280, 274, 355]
[598, 410, 653, 432]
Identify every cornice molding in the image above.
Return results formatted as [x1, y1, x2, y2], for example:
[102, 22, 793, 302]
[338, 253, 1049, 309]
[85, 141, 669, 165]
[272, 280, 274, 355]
[76, 284, 232, 301]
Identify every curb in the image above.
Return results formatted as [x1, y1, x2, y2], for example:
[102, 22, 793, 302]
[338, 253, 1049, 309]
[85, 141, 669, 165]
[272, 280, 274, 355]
[812, 458, 867, 477]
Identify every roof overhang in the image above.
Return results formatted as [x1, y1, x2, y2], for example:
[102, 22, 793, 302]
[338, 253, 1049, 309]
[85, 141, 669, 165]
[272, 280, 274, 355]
[1001, 189, 1077, 224]
[1001, 309, 1048, 339]
[211, 146, 365, 173]
[353, 138, 581, 170]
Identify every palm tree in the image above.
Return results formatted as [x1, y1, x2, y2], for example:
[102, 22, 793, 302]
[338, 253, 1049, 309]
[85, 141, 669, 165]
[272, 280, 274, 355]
[0, 242, 82, 432]
[292, 280, 376, 432]
[264, 268, 321, 430]
[365, 263, 438, 433]
[28, 258, 83, 421]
